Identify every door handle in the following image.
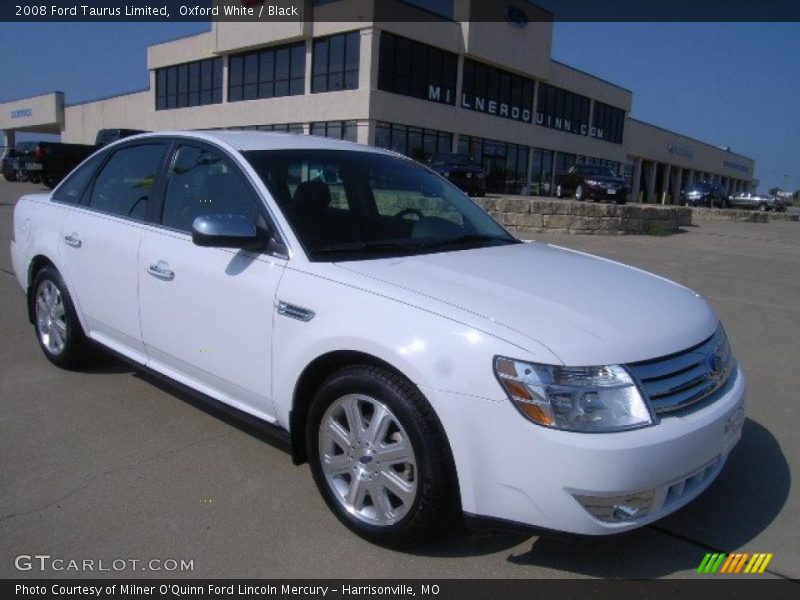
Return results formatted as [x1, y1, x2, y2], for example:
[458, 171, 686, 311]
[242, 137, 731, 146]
[148, 261, 175, 281]
[63, 233, 82, 248]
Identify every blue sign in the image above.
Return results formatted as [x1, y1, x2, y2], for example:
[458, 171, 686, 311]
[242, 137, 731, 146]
[668, 143, 694, 159]
[10, 108, 32, 120]
[723, 160, 750, 174]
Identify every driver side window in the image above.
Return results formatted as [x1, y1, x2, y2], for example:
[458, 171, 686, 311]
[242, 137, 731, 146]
[88, 144, 166, 220]
[161, 145, 261, 232]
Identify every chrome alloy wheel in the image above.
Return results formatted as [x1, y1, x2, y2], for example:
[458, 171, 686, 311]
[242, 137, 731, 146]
[35, 280, 67, 355]
[318, 394, 418, 526]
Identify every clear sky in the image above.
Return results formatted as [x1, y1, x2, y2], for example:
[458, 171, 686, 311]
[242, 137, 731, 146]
[1, 21, 798, 192]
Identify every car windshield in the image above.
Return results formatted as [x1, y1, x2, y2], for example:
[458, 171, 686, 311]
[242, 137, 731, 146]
[429, 153, 480, 167]
[244, 149, 518, 261]
[582, 165, 617, 178]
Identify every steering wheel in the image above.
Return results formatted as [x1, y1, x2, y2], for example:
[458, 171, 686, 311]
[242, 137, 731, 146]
[396, 208, 424, 221]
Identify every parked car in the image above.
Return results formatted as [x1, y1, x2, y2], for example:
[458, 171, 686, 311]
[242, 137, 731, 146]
[4, 142, 45, 183]
[728, 191, 785, 212]
[1, 146, 20, 181]
[680, 181, 728, 208]
[555, 164, 629, 204]
[10, 131, 745, 546]
[427, 153, 486, 197]
[14, 129, 149, 189]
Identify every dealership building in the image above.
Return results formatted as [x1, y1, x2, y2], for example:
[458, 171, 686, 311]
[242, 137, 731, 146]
[0, 0, 756, 200]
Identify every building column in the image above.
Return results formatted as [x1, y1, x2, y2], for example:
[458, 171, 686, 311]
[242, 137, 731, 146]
[221, 55, 229, 103]
[631, 157, 643, 203]
[646, 161, 657, 203]
[661, 164, 671, 204]
[672, 166, 683, 205]
[2, 129, 15, 148]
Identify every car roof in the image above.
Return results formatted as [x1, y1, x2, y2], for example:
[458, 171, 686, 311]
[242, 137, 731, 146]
[115, 130, 399, 156]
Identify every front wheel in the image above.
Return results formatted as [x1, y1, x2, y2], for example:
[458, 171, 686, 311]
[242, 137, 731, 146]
[555, 184, 563, 199]
[32, 266, 94, 369]
[574, 185, 583, 201]
[758, 203, 768, 212]
[307, 365, 458, 547]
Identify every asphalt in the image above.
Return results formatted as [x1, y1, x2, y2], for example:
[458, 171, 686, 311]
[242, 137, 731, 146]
[0, 181, 798, 580]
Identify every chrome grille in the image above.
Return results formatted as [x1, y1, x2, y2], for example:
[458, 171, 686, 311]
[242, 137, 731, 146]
[628, 327, 734, 414]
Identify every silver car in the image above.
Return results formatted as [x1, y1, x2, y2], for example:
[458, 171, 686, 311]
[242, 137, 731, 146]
[728, 192, 784, 212]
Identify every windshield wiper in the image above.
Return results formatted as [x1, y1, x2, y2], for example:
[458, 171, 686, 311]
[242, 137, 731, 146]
[313, 241, 422, 255]
[418, 234, 520, 250]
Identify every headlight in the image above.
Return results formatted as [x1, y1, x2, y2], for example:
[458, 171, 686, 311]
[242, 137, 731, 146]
[477, 173, 485, 179]
[442, 171, 450, 178]
[494, 357, 654, 432]
[585, 179, 600, 186]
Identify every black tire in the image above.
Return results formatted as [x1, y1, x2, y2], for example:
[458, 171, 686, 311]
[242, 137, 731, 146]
[41, 173, 58, 189]
[758, 203, 768, 212]
[555, 184, 563, 199]
[2, 170, 17, 182]
[28, 173, 41, 184]
[306, 365, 458, 548]
[574, 185, 583, 201]
[31, 266, 94, 369]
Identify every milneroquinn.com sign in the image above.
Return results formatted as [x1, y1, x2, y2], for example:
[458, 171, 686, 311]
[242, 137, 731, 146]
[460, 92, 532, 122]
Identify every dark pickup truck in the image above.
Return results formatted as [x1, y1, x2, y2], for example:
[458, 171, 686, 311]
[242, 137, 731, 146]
[7, 128, 146, 188]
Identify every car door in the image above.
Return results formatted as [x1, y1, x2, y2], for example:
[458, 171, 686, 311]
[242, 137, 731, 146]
[58, 142, 169, 361]
[137, 142, 287, 422]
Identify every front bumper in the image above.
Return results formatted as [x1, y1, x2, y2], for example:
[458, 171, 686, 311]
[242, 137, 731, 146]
[424, 365, 746, 536]
[585, 185, 627, 201]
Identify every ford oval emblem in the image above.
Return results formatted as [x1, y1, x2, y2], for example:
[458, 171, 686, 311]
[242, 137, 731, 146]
[708, 350, 725, 376]
[505, 5, 529, 28]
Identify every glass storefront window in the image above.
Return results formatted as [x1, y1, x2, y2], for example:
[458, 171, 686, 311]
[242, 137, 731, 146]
[156, 57, 222, 110]
[458, 135, 530, 195]
[375, 122, 453, 163]
[310, 121, 358, 142]
[378, 31, 458, 105]
[535, 83, 591, 136]
[312, 31, 361, 93]
[461, 59, 534, 123]
[591, 101, 625, 144]
[229, 41, 305, 102]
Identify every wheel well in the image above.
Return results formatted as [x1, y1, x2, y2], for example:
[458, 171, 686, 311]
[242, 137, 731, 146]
[289, 350, 411, 465]
[26, 255, 57, 323]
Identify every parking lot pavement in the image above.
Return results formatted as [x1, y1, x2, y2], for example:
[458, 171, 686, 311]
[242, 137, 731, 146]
[0, 180, 798, 580]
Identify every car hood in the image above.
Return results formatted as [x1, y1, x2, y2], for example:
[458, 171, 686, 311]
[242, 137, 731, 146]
[335, 242, 717, 365]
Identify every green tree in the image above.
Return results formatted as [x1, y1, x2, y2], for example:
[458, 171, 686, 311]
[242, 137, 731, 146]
[768, 187, 781, 196]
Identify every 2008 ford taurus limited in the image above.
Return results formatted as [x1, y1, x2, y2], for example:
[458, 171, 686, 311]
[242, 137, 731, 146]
[10, 131, 746, 546]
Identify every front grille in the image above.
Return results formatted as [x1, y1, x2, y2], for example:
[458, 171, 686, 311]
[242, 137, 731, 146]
[627, 327, 734, 414]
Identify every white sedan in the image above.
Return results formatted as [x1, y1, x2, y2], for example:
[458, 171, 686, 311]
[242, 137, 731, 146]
[10, 131, 746, 546]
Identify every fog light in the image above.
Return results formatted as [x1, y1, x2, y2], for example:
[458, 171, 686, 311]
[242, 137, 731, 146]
[612, 505, 640, 521]
[573, 489, 655, 523]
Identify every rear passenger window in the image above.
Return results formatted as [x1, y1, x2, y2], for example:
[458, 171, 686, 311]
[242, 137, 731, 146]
[88, 144, 166, 219]
[161, 145, 260, 232]
[53, 152, 105, 204]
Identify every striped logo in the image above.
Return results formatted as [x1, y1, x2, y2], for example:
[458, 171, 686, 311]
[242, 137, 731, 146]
[697, 552, 773, 574]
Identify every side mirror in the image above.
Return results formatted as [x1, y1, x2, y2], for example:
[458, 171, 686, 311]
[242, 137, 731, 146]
[192, 213, 262, 250]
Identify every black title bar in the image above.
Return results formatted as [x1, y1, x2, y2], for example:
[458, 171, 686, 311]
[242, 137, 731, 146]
[2, 0, 800, 22]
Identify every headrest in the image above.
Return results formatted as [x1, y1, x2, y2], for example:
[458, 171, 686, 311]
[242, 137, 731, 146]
[292, 180, 332, 213]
